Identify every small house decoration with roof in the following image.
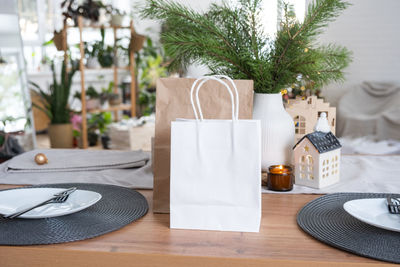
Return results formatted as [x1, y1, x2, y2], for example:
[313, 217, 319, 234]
[285, 96, 336, 142]
[293, 113, 342, 189]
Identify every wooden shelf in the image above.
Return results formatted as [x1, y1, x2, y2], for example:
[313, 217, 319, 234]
[63, 16, 137, 149]
[67, 66, 130, 72]
[87, 66, 130, 71]
[67, 24, 131, 29]
[88, 104, 131, 113]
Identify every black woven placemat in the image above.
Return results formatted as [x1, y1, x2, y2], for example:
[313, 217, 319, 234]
[297, 193, 400, 264]
[0, 183, 148, 245]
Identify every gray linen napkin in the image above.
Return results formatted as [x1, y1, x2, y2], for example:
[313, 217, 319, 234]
[0, 149, 153, 189]
[7, 149, 148, 173]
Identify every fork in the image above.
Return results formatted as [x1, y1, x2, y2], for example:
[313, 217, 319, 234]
[387, 197, 400, 214]
[3, 187, 76, 219]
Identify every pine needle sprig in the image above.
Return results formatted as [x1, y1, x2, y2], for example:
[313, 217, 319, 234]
[140, 0, 352, 94]
[298, 0, 350, 40]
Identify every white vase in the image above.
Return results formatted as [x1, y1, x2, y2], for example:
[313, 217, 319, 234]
[253, 93, 295, 171]
[111, 14, 124, 26]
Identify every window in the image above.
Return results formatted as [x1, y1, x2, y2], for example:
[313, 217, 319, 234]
[306, 155, 313, 164]
[306, 155, 313, 171]
[0, 54, 28, 132]
[299, 154, 314, 180]
[18, 0, 62, 71]
[18, 0, 40, 42]
[294, 115, 306, 134]
[321, 153, 340, 178]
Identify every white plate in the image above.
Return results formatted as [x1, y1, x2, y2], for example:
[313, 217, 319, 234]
[343, 198, 400, 232]
[0, 188, 102, 219]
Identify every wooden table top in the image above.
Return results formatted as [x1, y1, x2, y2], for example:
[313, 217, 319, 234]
[0, 185, 396, 267]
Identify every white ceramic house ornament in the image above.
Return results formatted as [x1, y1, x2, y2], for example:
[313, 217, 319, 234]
[293, 113, 342, 189]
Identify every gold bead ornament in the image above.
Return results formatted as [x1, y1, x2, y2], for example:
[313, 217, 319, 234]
[34, 153, 48, 165]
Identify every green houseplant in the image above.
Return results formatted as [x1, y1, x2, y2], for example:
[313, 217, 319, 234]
[98, 28, 114, 68]
[141, 0, 352, 170]
[99, 81, 121, 106]
[74, 85, 102, 110]
[85, 85, 101, 110]
[84, 28, 113, 68]
[137, 38, 168, 116]
[84, 41, 102, 69]
[31, 60, 78, 148]
[87, 112, 112, 148]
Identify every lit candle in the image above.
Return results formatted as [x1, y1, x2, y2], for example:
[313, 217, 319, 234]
[267, 165, 293, 191]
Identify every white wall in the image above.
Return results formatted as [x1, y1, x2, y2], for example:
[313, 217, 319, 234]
[307, 0, 400, 106]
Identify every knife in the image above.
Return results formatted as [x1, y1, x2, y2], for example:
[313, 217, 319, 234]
[3, 187, 77, 219]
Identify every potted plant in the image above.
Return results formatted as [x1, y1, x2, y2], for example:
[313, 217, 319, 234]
[31, 60, 78, 148]
[110, 8, 126, 27]
[108, 93, 121, 106]
[100, 81, 121, 106]
[73, 86, 101, 110]
[87, 112, 112, 148]
[130, 33, 146, 53]
[135, 39, 167, 116]
[98, 112, 112, 149]
[84, 41, 101, 69]
[138, 90, 156, 117]
[139, 54, 167, 92]
[99, 90, 110, 109]
[52, 29, 66, 51]
[141, 0, 352, 170]
[84, 29, 114, 68]
[70, 114, 82, 148]
[87, 128, 99, 146]
[87, 114, 99, 146]
[97, 28, 114, 68]
[98, 45, 114, 68]
[86, 86, 101, 110]
[114, 47, 129, 68]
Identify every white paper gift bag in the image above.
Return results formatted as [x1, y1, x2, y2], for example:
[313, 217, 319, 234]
[170, 76, 261, 232]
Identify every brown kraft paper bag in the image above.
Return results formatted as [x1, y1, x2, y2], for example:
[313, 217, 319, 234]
[153, 78, 254, 213]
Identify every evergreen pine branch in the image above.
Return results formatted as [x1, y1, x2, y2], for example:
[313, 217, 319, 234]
[140, 0, 352, 94]
[297, 0, 350, 40]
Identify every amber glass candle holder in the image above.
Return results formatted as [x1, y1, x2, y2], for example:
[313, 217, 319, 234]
[267, 165, 294, 192]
